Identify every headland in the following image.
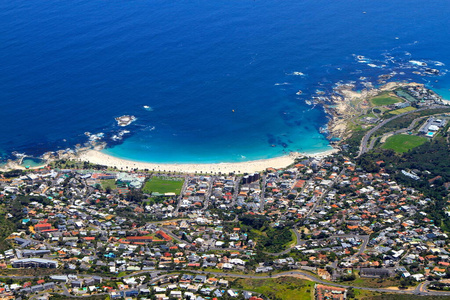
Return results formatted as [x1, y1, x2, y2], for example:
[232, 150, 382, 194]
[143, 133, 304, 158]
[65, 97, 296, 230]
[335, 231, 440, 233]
[320, 81, 443, 141]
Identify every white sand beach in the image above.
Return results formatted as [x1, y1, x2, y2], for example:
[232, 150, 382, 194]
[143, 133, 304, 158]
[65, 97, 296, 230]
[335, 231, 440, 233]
[77, 148, 338, 174]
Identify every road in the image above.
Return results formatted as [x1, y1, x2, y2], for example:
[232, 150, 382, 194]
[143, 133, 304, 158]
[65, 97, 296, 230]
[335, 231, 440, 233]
[158, 226, 254, 253]
[132, 269, 450, 297]
[230, 177, 240, 207]
[265, 166, 346, 256]
[179, 270, 450, 296]
[366, 115, 427, 152]
[305, 166, 345, 218]
[265, 228, 302, 256]
[295, 234, 369, 254]
[174, 175, 188, 215]
[259, 175, 266, 212]
[202, 176, 216, 210]
[11, 267, 450, 298]
[357, 105, 446, 157]
[157, 227, 184, 243]
[266, 232, 369, 257]
[356, 234, 370, 255]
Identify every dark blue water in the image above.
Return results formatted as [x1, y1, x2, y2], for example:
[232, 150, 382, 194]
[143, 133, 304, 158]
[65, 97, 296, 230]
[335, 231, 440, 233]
[0, 0, 449, 163]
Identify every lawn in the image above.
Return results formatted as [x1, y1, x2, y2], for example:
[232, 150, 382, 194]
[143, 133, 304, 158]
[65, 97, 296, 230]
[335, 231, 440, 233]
[357, 113, 377, 124]
[347, 122, 364, 132]
[361, 113, 377, 119]
[117, 271, 129, 277]
[381, 134, 428, 153]
[101, 179, 116, 191]
[143, 176, 184, 195]
[353, 288, 383, 299]
[387, 106, 416, 115]
[287, 229, 298, 248]
[349, 276, 403, 289]
[371, 93, 403, 106]
[232, 277, 314, 300]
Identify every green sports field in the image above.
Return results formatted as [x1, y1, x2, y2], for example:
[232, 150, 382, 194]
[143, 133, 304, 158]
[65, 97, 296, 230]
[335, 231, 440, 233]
[382, 134, 427, 153]
[371, 93, 403, 106]
[143, 176, 184, 194]
[387, 106, 416, 115]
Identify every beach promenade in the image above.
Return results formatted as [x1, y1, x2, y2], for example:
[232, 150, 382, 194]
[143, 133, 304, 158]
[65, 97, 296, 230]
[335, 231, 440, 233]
[77, 148, 338, 174]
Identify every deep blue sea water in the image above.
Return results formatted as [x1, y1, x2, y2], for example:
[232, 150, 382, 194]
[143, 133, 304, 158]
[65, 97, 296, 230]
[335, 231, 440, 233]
[0, 0, 449, 163]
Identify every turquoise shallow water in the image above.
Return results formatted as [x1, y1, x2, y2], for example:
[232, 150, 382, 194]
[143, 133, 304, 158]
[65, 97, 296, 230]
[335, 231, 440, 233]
[0, 0, 449, 163]
[21, 158, 45, 168]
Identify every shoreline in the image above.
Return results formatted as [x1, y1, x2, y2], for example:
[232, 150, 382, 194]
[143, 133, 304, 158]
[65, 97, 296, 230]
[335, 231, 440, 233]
[76, 148, 338, 174]
[2, 80, 436, 173]
[323, 81, 425, 141]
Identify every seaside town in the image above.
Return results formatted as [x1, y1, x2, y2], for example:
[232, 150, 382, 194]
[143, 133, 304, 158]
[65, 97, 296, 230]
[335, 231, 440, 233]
[0, 83, 450, 300]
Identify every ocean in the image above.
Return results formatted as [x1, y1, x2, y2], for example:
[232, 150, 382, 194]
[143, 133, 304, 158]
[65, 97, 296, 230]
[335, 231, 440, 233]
[0, 0, 449, 163]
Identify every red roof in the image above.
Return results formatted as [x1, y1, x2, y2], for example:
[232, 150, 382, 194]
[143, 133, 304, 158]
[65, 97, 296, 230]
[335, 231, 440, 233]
[156, 230, 172, 241]
[294, 180, 306, 188]
[126, 236, 153, 241]
[41, 229, 58, 233]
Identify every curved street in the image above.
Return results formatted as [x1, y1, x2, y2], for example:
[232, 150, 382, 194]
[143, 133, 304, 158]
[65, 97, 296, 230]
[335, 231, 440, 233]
[357, 105, 445, 157]
[6, 263, 450, 298]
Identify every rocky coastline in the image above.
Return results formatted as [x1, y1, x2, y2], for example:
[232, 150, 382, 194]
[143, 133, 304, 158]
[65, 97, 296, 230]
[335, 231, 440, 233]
[0, 81, 440, 172]
[318, 81, 426, 144]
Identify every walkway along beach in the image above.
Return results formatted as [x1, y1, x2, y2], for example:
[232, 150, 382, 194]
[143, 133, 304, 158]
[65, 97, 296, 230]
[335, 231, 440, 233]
[77, 148, 338, 174]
